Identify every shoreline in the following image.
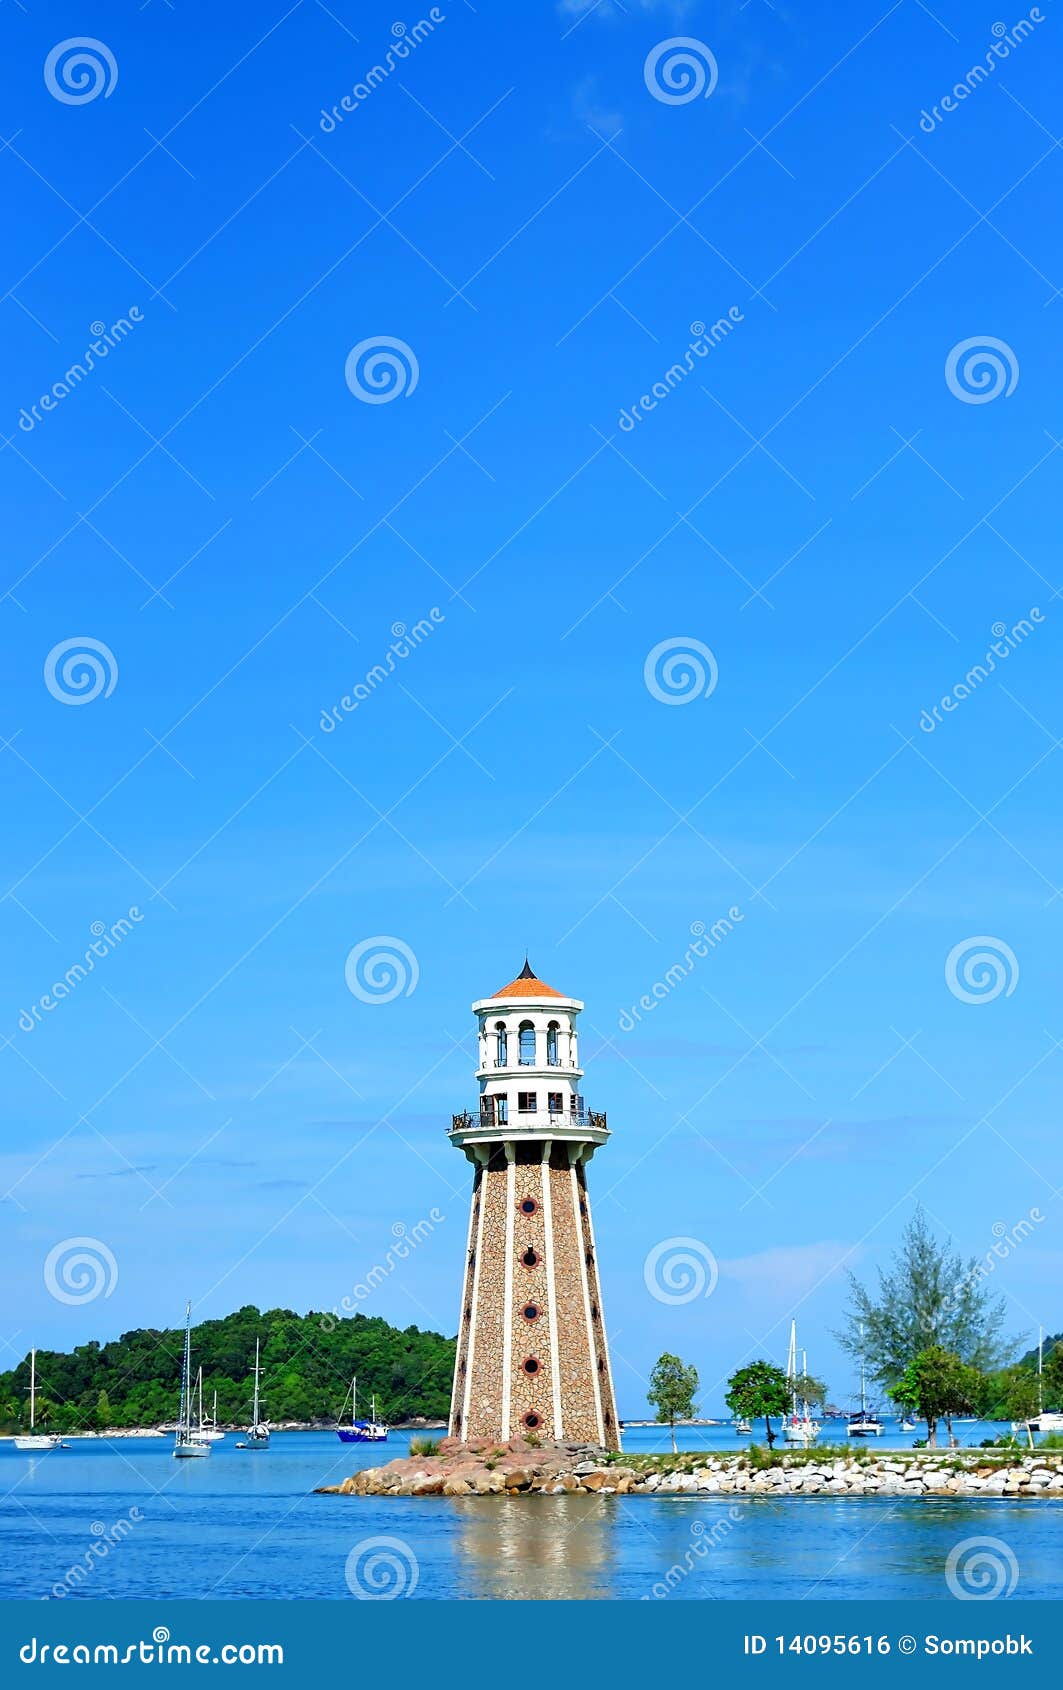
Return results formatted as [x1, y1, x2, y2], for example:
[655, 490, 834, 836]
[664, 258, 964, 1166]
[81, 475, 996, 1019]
[0, 1419, 448, 1441]
[319, 1437, 1063, 1499]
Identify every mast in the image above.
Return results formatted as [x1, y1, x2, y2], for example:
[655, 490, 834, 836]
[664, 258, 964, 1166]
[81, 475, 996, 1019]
[28, 1347, 36, 1433]
[352, 1375, 357, 1426]
[251, 1338, 261, 1427]
[1038, 1326, 1044, 1416]
[787, 1320, 797, 1417]
[859, 1322, 867, 1416]
[179, 1302, 192, 1434]
[801, 1347, 809, 1419]
[212, 1388, 218, 1428]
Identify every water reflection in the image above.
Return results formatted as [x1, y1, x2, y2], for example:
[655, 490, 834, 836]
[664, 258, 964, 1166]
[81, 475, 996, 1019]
[453, 1494, 617, 1599]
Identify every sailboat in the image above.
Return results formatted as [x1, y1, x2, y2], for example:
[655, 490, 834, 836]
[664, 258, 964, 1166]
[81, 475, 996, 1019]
[235, 1338, 270, 1449]
[783, 1321, 820, 1445]
[336, 1375, 389, 1443]
[202, 1387, 225, 1442]
[847, 1326, 884, 1436]
[1026, 1328, 1063, 1434]
[733, 1418, 752, 1436]
[173, 1304, 211, 1458]
[13, 1349, 64, 1451]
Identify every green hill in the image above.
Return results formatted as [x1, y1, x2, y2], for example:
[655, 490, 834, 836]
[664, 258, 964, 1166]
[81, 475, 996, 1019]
[0, 1305, 455, 1433]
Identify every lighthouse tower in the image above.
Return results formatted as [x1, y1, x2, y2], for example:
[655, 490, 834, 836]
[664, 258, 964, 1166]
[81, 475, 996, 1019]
[448, 961, 620, 1450]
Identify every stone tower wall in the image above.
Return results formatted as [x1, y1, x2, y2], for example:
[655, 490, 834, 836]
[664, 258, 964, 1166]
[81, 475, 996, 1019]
[449, 1143, 620, 1451]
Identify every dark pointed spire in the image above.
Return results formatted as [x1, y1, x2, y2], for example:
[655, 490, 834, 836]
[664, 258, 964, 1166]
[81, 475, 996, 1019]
[518, 957, 536, 979]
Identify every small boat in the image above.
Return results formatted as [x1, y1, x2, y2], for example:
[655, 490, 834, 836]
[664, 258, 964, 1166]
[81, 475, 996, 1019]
[336, 1375, 388, 1443]
[734, 1418, 752, 1436]
[847, 1412, 884, 1437]
[1027, 1329, 1063, 1431]
[847, 1327, 884, 1436]
[900, 1417, 917, 1432]
[202, 1387, 225, 1442]
[173, 1304, 211, 1459]
[1030, 1412, 1063, 1432]
[783, 1322, 820, 1446]
[236, 1338, 270, 1449]
[13, 1349, 64, 1451]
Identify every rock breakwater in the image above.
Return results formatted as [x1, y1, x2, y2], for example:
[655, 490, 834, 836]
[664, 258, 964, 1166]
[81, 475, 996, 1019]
[316, 1436, 1063, 1499]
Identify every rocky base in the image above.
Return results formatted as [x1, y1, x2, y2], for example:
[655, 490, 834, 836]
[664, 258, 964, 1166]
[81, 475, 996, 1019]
[316, 1438, 1063, 1499]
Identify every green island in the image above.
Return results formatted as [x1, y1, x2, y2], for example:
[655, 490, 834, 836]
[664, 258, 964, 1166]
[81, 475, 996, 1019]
[0, 1306, 455, 1433]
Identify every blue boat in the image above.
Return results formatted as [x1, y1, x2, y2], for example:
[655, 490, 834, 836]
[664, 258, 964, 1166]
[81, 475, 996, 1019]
[336, 1375, 388, 1443]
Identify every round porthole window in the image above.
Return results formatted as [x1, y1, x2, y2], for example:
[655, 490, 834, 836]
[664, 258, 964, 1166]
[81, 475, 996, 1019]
[522, 1356, 540, 1375]
[520, 1247, 539, 1269]
[522, 1303, 541, 1322]
[523, 1411, 541, 1430]
[519, 1196, 538, 1217]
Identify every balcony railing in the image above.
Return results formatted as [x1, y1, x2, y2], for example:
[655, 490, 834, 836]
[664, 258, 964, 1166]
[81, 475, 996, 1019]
[450, 1107, 607, 1133]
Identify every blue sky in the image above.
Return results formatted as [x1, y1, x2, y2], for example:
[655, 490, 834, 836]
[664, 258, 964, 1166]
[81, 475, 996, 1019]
[1, 0, 1061, 1416]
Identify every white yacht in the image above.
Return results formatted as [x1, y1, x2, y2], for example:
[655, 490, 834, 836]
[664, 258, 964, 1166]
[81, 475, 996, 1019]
[173, 1304, 211, 1459]
[235, 1338, 270, 1449]
[1027, 1329, 1063, 1433]
[783, 1321, 821, 1446]
[202, 1388, 226, 1441]
[13, 1349, 64, 1451]
[847, 1329, 884, 1436]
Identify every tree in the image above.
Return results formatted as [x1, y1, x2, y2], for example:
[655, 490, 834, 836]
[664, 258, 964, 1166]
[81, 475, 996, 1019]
[95, 1390, 112, 1430]
[647, 1352, 699, 1453]
[837, 1209, 1011, 1395]
[893, 1346, 981, 1448]
[725, 1360, 790, 1449]
[1001, 1367, 1041, 1450]
[791, 1370, 827, 1411]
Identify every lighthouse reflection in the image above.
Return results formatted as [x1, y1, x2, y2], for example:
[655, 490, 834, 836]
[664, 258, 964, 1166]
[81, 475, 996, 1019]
[452, 1494, 616, 1600]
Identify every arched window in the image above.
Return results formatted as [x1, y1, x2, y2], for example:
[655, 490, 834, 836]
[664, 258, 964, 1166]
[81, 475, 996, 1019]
[495, 1022, 507, 1066]
[518, 1021, 535, 1065]
[546, 1021, 559, 1066]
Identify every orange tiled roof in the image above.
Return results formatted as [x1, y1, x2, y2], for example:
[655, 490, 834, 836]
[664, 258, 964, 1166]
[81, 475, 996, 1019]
[490, 959, 565, 1000]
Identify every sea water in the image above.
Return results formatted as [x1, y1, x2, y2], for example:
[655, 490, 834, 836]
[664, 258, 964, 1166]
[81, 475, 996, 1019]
[0, 1427, 1059, 1601]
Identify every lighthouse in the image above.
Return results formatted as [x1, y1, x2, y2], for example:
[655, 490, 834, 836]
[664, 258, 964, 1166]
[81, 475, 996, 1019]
[448, 961, 620, 1450]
